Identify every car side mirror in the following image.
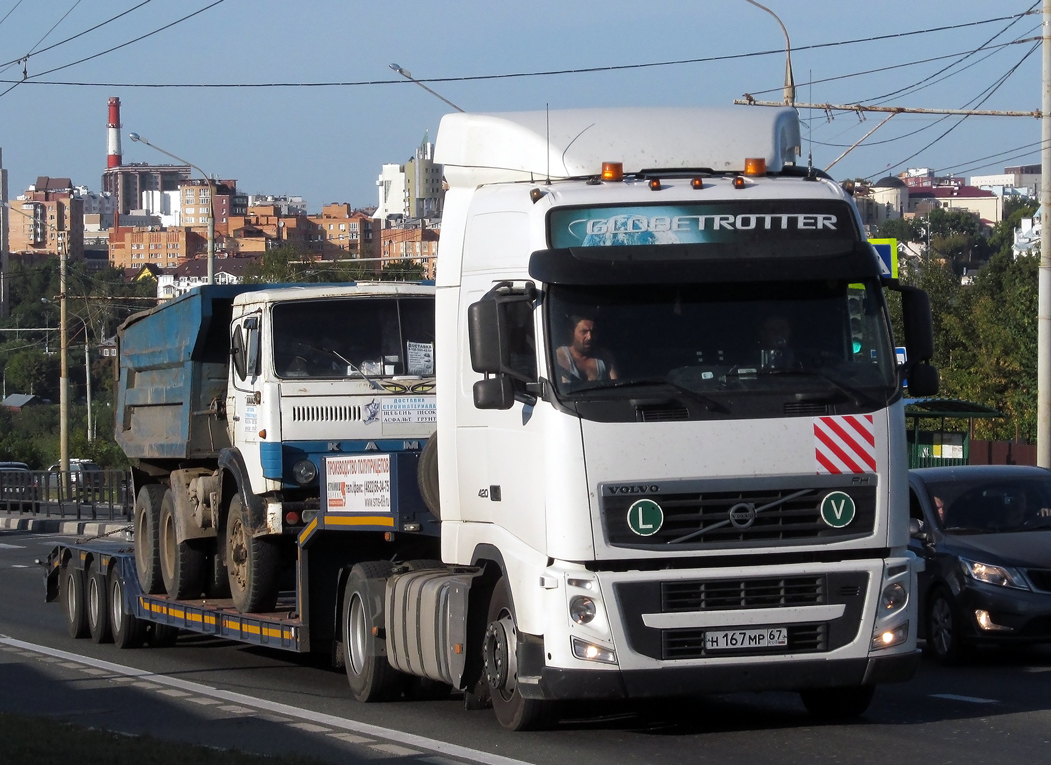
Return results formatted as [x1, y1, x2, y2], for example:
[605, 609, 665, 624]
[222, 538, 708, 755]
[909, 517, 930, 542]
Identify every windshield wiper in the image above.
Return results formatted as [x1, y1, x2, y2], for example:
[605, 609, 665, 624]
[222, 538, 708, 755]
[579, 378, 728, 413]
[306, 344, 383, 390]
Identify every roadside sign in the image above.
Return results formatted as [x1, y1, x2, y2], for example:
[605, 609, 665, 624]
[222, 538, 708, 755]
[869, 238, 898, 279]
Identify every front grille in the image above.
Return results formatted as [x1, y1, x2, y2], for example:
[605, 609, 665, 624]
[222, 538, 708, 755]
[784, 402, 830, 416]
[1026, 568, 1051, 592]
[663, 623, 828, 659]
[662, 575, 825, 612]
[290, 405, 361, 423]
[614, 571, 869, 661]
[602, 483, 876, 549]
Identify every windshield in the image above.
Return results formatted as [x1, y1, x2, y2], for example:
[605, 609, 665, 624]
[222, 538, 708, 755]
[546, 280, 896, 405]
[272, 297, 434, 380]
[922, 476, 1051, 533]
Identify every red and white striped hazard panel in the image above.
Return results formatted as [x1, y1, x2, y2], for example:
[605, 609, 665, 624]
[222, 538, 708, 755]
[814, 415, 876, 474]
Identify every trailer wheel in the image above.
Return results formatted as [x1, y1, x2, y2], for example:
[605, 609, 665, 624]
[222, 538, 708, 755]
[86, 559, 112, 644]
[344, 560, 406, 702]
[484, 577, 557, 731]
[134, 484, 166, 594]
[109, 565, 145, 649]
[418, 433, 440, 520]
[159, 488, 206, 600]
[61, 560, 89, 639]
[226, 494, 279, 613]
[147, 622, 180, 648]
[799, 685, 875, 719]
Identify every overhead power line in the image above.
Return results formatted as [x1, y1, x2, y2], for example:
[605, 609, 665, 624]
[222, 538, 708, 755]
[0, 10, 1034, 89]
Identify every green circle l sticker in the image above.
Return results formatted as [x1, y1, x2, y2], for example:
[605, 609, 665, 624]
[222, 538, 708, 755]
[627, 499, 664, 536]
[820, 491, 856, 528]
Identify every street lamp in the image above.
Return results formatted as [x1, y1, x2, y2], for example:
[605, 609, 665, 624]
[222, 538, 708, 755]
[389, 63, 465, 112]
[743, 0, 795, 105]
[128, 132, 215, 285]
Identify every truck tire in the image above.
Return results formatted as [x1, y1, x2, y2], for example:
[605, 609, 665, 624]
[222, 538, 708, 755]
[159, 488, 206, 600]
[484, 577, 557, 731]
[204, 543, 231, 599]
[343, 560, 406, 702]
[799, 685, 875, 719]
[61, 559, 89, 639]
[134, 484, 165, 595]
[147, 622, 180, 648]
[86, 559, 112, 644]
[226, 494, 279, 613]
[109, 565, 145, 649]
[418, 433, 440, 520]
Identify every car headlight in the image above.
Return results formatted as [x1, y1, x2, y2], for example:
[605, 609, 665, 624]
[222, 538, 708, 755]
[959, 558, 1030, 590]
[292, 459, 318, 485]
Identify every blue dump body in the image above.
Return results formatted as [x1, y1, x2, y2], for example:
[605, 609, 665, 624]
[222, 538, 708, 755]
[115, 284, 274, 462]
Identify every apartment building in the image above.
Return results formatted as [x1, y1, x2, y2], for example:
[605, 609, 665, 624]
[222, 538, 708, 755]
[8, 177, 84, 262]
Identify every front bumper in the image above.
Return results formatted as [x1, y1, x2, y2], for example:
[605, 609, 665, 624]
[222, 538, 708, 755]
[958, 583, 1051, 644]
[519, 651, 919, 700]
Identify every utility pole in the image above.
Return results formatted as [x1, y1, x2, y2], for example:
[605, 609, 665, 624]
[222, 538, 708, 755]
[1039, 0, 1051, 466]
[59, 231, 68, 475]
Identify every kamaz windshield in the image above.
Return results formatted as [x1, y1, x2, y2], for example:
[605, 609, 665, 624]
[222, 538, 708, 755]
[546, 280, 896, 414]
[272, 297, 434, 380]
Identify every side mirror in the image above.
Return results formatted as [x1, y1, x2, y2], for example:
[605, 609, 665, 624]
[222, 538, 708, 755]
[909, 517, 930, 542]
[901, 288, 934, 363]
[907, 363, 940, 397]
[468, 299, 503, 374]
[473, 376, 515, 410]
[244, 316, 261, 377]
[231, 326, 247, 381]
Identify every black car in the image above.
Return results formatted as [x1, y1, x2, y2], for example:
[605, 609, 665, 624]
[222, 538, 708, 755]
[909, 465, 1051, 664]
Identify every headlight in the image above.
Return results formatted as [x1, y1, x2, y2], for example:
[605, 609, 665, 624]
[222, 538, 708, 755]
[871, 621, 909, 650]
[880, 583, 908, 614]
[571, 636, 617, 664]
[292, 459, 317, 485]
[959, 558, 1030, 590]
[569, 596, 597, 625]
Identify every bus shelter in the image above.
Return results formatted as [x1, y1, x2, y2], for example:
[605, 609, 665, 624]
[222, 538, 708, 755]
[904, 397, 1003, 468]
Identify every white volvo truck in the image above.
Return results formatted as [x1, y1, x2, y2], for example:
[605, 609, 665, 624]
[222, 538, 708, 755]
[338, 106, 940, 730]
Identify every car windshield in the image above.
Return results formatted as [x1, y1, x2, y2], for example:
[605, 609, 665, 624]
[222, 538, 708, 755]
[272, 297, 435, 380]
[546, 280, 896, 404]
[922, 476, 1051, 533]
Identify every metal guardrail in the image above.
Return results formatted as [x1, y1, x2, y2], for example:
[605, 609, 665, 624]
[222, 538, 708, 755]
[0, 469, 132, 521]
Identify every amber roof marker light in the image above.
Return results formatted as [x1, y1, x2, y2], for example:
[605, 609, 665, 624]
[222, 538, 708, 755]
[601, 162, 624, 181]
[743, 157, 767, 176]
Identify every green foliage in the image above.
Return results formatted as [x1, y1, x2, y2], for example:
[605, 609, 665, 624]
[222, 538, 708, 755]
[241, 243, 372, 283]
[380, 259, 426, 281]
[875, 217, 918, 243]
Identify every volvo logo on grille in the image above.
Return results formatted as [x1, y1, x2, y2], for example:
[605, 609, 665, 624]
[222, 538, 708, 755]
[728, 502, 757, 529]
[608, 484, 660, 495]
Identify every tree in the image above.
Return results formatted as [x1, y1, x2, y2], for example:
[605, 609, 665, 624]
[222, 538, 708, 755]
[875, 217, 918, 243]
[242, 244, 372, 284]
[380, 260, 426, 281]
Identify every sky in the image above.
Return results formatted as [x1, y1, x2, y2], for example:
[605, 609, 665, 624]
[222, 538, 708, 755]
[0, 0, 1043, 211]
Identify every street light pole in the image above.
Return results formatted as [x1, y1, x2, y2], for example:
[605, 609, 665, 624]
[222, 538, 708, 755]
[128, 132, 215, 285]
[388, 64, 465, 112]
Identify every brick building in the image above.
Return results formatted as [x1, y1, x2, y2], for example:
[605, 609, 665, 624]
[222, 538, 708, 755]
[379, 225, 439, 279]
[8, 177, 84, 262]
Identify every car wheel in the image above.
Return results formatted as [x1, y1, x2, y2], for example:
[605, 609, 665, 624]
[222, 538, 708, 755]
[925, 586, 971, 665]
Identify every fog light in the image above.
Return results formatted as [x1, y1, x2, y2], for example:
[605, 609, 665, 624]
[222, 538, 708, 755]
[975, 609, 1012, 632]
[569, 596, 597, 625]
[881, 582, 907, 613]
[571, 636, 616, 664]
[292, 459, 317, 485]
[871, 621, 908, 650]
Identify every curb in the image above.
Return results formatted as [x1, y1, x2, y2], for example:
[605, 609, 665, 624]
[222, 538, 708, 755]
[0, 514, 131, 537]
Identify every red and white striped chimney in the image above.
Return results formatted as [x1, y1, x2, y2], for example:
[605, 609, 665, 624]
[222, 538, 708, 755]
[107, 96, 122, 168]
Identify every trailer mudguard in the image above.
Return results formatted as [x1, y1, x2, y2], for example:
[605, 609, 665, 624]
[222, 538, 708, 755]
[218, 447, 269, 535]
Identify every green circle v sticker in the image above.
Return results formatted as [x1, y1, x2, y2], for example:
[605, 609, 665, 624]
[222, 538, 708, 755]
[820, 491, 856, 528]
[627, 499, 664, 536]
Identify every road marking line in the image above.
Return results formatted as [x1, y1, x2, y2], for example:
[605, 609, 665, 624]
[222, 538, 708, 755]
[931, 693, 999, 704]
[1023, 667, 1051, 673]
[59, 661, 82, 668]
[79, 667, 109, 675]
[373, 744, 423, 757]
[12, 565, 29, 568]
[290, 722, 332, 733]
[157, 689, 191, 698]
[187, 698, 220, 706]
[423, 757, 469, 765]
[0, 635, 532, 765]
[329, 732, 375, 744]
[132, 681, 162, 690]
[0, 543, 25, 549]
[258, 713, 293, 723]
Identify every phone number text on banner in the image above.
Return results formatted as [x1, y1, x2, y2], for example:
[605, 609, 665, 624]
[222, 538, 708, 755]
[326, 455, 392, 512]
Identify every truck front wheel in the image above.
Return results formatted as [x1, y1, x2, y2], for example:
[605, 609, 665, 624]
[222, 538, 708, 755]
[343, 561, 406, 702]
[160, 488, 206, 600]
[225, 495, 279, 613]
[134, 485, 165, 594]
[484, 578, 557, 731]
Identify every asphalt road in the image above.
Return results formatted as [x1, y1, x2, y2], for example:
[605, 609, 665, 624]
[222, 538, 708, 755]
[2, 527, 1050, 765]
